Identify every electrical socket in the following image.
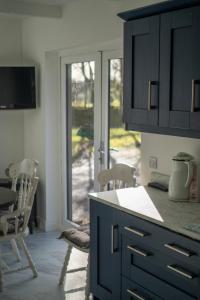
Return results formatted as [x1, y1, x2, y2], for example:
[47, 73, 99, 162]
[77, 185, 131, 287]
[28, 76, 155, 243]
[149, 156, 158, 169]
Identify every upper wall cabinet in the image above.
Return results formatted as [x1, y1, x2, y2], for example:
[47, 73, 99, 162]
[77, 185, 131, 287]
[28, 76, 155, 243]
[159, 7, 200, 131]
[124, 16, 159, 127]
[119, 0, 200, 138]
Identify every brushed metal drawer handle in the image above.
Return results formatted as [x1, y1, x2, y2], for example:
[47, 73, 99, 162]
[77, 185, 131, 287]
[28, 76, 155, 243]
[164, 243, 193, 257]
[167, 265, 195, 279]
[111, 225, 118, 254]
[127, 245, 150, 257]
[191, 79, 195, 113]
[124, 226, 149, 237]
[191, 79, 200, 112]
[148, 80, 152, 112]
[127, 288, 146, 300]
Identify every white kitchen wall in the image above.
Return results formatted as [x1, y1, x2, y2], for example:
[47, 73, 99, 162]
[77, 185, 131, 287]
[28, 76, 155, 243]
[21, 0, 199, 229]
[21, 0, 125, 230]
[141, 133, 200, 184]
[0, 17, 24, 177]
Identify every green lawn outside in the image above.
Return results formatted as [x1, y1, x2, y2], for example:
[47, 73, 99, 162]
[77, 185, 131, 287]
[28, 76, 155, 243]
[71, 128, 141, 158]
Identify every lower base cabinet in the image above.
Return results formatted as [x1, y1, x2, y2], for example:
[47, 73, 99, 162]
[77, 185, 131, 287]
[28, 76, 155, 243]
[90, 200, 200, 300]
[90, 200, 121, 300]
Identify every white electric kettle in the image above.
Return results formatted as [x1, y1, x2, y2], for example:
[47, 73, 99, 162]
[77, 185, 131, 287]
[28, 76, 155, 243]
[169, 152, 194, 201]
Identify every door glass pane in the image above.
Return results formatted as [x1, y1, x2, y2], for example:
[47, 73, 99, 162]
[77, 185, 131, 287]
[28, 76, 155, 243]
[108, 59, 141, 183]
[68, 61, 95, 224]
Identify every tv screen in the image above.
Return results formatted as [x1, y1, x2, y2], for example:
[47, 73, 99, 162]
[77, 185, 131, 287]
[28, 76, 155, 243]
[0, 66, 36, 109]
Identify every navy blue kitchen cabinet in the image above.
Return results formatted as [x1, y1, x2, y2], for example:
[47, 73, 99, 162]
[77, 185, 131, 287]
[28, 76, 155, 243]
[159, 6, 200, 131]
[123, 15, 159, 127]
[90, 199, 200, 300]
[90, 200, 121, 300]
[119, 0, 200, 138]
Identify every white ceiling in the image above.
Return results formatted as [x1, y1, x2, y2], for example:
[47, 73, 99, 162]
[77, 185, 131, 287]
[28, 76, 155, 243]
[0, 0, 124, 19]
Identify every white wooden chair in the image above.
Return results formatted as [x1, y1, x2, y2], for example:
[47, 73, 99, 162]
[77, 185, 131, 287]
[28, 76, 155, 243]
[8, 159, 39, 192]
[0, 160, 39, 291]
[58, 163, 136, 300]
[98, 163, 136, 191]
[2, 159, 39, 263]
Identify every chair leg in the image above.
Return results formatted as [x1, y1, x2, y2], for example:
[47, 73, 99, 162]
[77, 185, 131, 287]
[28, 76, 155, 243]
[10, 239, 21, 262]
[18, 237, 38, 278]
[0, 245, 9, 270]
[59, 244, 72, 286]
[85, 253, 90, 300]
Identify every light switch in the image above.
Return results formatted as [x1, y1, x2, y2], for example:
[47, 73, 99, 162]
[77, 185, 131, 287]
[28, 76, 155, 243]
[149, 156, 158, 169]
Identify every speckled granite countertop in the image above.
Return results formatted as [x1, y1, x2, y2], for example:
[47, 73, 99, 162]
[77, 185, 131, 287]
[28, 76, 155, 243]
[89, 186, 200, 241]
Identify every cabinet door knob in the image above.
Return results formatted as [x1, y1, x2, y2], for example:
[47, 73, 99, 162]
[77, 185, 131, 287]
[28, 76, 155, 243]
[164, 243, 193, 257]
[167, 265, 195, 279]
[127, 288, 146, 300]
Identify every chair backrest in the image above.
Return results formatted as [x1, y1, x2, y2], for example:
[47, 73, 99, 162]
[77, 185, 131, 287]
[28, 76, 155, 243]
[5, 159, 38, 212]
[8, 159, 39, 193]
[20, 176, 39, 232]
[1, 176, 39, 236]
[98, 163, 136, 191]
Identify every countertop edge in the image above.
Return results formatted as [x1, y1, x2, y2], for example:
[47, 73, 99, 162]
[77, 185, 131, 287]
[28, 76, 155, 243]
[89, 193, 200, 242]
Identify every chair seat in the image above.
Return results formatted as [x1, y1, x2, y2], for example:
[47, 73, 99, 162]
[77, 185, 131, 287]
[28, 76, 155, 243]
[59, 226, 90, 249]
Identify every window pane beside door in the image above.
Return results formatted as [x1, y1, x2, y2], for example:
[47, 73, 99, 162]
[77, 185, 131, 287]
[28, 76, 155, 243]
[108, 59, 141, 182]
[69, 61, 95, 224]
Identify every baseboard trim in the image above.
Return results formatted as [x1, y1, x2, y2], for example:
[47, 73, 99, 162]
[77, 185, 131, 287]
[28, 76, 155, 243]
[37, 217, 60, 231]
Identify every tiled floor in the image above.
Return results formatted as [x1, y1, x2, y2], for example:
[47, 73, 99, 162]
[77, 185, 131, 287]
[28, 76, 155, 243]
[1, 231, 89, 300]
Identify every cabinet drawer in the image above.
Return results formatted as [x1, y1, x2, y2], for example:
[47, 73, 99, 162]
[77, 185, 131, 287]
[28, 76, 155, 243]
[122, 266, 197, 300]
[117, 209, 200, 266]
[122, 276, 162, 300]
[122, 235, 200, 297]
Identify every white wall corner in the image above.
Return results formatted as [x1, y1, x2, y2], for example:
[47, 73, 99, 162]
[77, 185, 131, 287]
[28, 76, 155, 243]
[37, 216, 60, 232]
[44, 51, 62, 233]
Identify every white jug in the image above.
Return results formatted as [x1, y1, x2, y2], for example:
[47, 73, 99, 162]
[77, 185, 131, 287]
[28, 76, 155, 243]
[169, 152, 194, 201]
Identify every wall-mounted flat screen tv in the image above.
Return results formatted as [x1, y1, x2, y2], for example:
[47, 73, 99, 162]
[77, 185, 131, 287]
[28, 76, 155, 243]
[0, 66, 36, 109]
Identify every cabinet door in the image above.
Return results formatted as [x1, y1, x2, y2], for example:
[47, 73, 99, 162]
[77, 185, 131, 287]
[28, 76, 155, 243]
[159, 6, 200, 130]
[90, 200, 121, 300]
[123, 15, 159, 126]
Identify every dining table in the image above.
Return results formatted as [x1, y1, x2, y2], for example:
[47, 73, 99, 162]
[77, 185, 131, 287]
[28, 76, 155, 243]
[0, 187, 17, 210]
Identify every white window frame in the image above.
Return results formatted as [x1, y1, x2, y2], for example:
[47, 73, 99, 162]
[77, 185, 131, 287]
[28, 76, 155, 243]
[60, 52, 101, 224]
[59, 41, 122, 227]
[102, 49, 123, 169]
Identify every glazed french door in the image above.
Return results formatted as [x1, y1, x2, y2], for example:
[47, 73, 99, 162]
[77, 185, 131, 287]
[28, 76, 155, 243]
[61, 53, 102, 224]
[102, 50, 141, 174]
[61, 49, 140, 224]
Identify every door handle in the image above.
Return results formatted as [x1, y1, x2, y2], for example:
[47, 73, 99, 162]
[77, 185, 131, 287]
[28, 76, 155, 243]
[127, 289, 146, 300]
[148, 80, 158, 111]
[124, 226, 149, 237]
[167, 265, 195, 279]
[111, 225, 118, 254]
[98, 141, 104, 163]
[191, 79, 200, 112]
[127, 245, 151, 257]
[191, 79, 196, 112]
[164, 243, 193, 257]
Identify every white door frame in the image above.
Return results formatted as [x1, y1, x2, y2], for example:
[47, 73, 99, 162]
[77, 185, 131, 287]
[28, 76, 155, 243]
[60, 52, 101, 224]
[101, 49, 123, 169]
